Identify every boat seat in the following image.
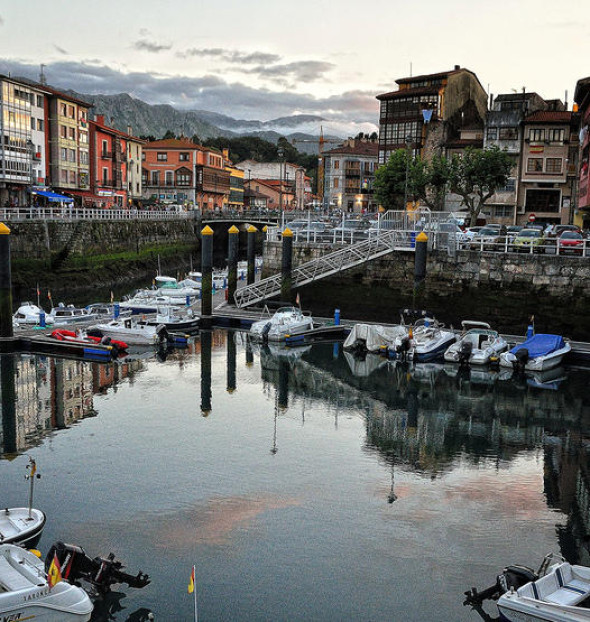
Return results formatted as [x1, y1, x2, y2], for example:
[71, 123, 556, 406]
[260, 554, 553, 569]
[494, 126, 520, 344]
[520, 564, 590, 607]
[0, 556, 32, 591]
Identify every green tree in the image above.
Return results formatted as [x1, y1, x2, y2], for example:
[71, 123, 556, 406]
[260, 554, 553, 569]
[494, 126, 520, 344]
[448, 146, 513, 223]
[162, 129, 176, 139]
[373, 149, 424, 210]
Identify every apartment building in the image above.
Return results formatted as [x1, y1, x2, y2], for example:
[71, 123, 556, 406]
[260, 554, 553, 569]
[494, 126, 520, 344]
[574, 77, 590, 228]
[376, 66, 488, 166]
[44, 87, 92, 202]
[0, 75, 49, 207]
[322, 137, 378, 212]
[236, 160, 305, 210]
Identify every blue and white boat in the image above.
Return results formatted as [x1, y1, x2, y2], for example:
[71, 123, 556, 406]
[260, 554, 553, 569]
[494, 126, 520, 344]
[394, 316, 457, 362]
[444, 321, 508, 365]
[500, 333, 571, 372]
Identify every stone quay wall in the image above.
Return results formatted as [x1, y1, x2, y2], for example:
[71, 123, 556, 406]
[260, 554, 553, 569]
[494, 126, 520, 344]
[263, 241, 590, 339]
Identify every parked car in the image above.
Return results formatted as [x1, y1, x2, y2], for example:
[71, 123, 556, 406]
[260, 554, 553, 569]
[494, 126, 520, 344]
[296, 221, 331, 240]
[506, 225, 524, 240]
[469, 226, 507, 251]
[331, 220, 371, 240]
[425, 222, 470, 248]
[547, 224, 582, 238]
[558, 231, 586, 256]
[464, 226, 483, 240]
[511, 228, 545, 253]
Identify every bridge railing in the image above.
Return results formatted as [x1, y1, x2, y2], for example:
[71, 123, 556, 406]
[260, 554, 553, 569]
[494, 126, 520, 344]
[0, 206, 197, 222]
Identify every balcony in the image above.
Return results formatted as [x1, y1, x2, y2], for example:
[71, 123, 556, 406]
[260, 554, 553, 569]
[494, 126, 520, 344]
[100, 151, 113, 159]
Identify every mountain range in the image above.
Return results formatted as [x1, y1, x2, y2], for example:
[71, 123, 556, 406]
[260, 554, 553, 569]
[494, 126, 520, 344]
[67, 92, 350, 153]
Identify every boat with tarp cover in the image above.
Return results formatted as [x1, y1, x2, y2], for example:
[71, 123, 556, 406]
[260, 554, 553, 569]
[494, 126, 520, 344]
[500, 333, 571, 372]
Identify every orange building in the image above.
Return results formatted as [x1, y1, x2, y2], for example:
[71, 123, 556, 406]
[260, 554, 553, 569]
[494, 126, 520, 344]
[142, 138, 229, 210]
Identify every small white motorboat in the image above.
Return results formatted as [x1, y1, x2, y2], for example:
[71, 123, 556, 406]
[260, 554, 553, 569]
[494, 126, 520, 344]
[0, 544, 93, 621]
[154, 275, 200, 298]
[138, 304, 200, 332]
[46, 303, 96, 326]
[343, 323, 407, 353]
[393, 316, 457, 362]
[88, 317, 168, 346]
[250, 307, 314, 342]
[13, 301, 51, 326]
[444, 320, 508, 365]
[499, 333, 571, 372]
[465, 553, 590, 622]
[0, 458, 46, 548]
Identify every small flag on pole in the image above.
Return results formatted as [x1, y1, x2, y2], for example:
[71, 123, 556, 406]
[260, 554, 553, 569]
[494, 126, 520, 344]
[296, 292, 300, 307]
[47, 290, 52, 301]
[47, 553, 62, 588]
[36, 283, 40, 297]
[110, 291, 114, 303]
[188, 566, 195, 594]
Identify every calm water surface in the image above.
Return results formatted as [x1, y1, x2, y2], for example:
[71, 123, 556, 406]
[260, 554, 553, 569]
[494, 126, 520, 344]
[1, 332, 590, 621]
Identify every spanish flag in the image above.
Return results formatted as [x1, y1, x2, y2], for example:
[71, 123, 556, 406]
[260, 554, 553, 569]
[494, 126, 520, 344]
[47, 553, 62, 588]
[188, 566, 195, 594]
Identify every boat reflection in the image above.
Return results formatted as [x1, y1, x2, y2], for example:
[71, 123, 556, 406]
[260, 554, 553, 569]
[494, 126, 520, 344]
[90, 590, 153, 621]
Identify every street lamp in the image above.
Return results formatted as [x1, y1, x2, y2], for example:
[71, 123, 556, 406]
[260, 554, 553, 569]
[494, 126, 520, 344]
[403, 135, 412, 210]
[278, 146, 284, 214]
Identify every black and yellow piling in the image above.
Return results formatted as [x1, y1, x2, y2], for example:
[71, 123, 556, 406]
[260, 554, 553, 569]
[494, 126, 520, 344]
[0, 223, 13, 338]
[227, 225, 239, 305]
[281, 227, 293, 303]
[201, 225, 214, 327]
[247, 225, 257, 285]
[414, 231, 428, 289]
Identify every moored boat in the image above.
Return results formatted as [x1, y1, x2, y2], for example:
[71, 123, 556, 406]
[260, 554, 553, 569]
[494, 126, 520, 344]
[138, 304, 200, 332]
[250, 306, 314, 342]
[0, 543, 93, 621]
[46, 303, 96, 326]
[391, 315, 457, 362]
[88, 317, 168, 346]
[0, 458, 46, 548]
[51, 328, 129, 354]
[499, 333, 571, 372]
[444, 320, 508, 365]
[13, 301, 51, 326]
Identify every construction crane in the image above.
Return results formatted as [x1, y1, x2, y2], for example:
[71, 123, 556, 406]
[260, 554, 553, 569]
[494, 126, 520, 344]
[291, 127, 342, 205]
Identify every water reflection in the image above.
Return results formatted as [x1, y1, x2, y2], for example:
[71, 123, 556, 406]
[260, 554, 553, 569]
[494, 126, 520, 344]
[2, 334, 590, 620]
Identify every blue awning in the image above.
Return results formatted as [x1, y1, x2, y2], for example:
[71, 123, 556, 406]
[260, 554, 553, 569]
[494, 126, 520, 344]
[32, 190, 74, 203]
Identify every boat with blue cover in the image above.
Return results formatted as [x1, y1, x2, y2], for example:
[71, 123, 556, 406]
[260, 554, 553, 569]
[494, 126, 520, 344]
[499, 333, 571, 372]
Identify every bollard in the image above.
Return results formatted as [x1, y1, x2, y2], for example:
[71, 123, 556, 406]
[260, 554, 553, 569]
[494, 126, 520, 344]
[0, 223, 13, 338]
[39, 312, 46, 328]
[201, 225, 214, 326]
[281, 227, 293, 303]
[227, 225, 239, 304]
[114, 303, 120, 319]
[334, 308, 340, 326]
[247, 225, 257, 285]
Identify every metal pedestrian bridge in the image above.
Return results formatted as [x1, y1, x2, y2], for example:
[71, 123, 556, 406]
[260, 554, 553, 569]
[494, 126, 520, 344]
[233, 229, 412, 308]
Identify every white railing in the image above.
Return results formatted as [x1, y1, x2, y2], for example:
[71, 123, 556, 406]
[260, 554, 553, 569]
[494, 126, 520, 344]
[0, 206, 196, 221]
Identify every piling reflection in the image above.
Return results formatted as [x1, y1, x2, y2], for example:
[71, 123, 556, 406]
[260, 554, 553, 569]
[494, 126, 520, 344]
[200, 330, 212, 415]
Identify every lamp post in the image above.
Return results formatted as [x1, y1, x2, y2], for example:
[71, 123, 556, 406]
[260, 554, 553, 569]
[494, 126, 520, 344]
[403, 135, 412, 210]
[278, 146, 284, 215]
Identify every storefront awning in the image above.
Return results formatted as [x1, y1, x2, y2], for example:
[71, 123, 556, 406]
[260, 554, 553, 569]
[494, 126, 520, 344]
[32, 190, 74, 203]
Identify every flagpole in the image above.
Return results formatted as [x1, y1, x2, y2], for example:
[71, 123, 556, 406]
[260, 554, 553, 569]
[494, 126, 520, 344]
[193, 564, 198, 622]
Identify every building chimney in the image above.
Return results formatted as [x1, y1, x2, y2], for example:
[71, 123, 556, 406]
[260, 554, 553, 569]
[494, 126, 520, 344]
[96, 114, 105, 125]
[127, 125, 133, 136]
[110, 117, 115, 127]
[454, 65, 460, 71]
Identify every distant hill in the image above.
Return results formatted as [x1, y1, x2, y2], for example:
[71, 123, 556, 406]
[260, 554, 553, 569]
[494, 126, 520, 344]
[67, 92, 343, 153]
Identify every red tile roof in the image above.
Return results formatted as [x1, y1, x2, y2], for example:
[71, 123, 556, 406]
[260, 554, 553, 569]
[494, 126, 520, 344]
[324, 142, 379, 156]
[144, 138, 203, 149]
[525, 111, 573, 124]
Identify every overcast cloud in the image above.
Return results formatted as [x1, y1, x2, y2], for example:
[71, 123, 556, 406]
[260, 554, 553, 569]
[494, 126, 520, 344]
[178, 48, 282, 65]
[0, 58, 378, 125]
[133, 39, 173, 53]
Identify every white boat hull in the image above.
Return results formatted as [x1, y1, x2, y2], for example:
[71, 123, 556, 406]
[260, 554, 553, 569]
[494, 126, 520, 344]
[90, 320, 167, 345]
[0, 507, 46, 547]
[499, 343, 572, 372]
[250, 307, 314, 342]
[0, 544, 92, 621]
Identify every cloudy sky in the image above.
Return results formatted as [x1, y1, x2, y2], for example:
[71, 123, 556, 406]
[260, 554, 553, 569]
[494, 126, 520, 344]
[1, 0, 589, 129]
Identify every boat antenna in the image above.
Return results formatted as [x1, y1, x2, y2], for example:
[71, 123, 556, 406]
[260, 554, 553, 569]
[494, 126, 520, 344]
[25, 457, 41, 519]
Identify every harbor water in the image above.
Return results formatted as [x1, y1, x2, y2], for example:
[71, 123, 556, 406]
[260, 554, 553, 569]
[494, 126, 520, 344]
[1, 331, 590, 621]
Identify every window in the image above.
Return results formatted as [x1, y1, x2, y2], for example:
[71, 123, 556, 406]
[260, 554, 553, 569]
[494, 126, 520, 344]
[334, 160, 340, 169]
[37, 119, 44, 131]
[31, 117, 36, 130]
[499, 127, 518, 140]
[60, 169, 68, 183]
[179, 152, 189, 161]
[36, 95, 43, 108]
[102, 168, 109, 184]
[529, 129, 544, 142]
[60, 103, 67, 117]
[102, 140, 108, 156]
[527, 158, 543, 173]
[157, 153, 167, 161]
[79, 130, 87, 144]
[494, 205, 513, 217]
[69, 170, 76, 184]
[151, 171, 159, 185]
[68, 149, 76, 162]
[80, 151, 89, 165]
[67, 105, 75, 119]
[60, 125, 67, 139]
[498, 178, 516, 192]
[525, 188, 560, 212]
[486, 127, 498, 140]
[68, 127, 76, 140]
[333, 178, 339, 188]
[165, 171, 174, 186]
[60, 147, 67, 161]
[177, 171, 191, 185]
[547, 129, 565, 143]
[545, 158, 562, 174]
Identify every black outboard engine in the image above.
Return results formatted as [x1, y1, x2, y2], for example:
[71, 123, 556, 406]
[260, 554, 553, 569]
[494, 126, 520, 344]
[458, 341, 473, 366]
[513, 348, 529, 373]
[261, 321, 272, 343]
[100, 336, 112, 346]
[45, 541, 150, 594]
[464, 564, 537, 607]
[396, 336, 412, 362]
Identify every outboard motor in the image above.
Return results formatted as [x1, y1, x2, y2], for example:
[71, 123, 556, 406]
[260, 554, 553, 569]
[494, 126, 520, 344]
[45, 541, 150, 595]
[464, 564, 537, 607]
[100, 336, 112, 346]
[396, 336, 412, 362]
[261, 321, 272, 343]
[458, 341, 473, 366]
[513, 348, 529, 373]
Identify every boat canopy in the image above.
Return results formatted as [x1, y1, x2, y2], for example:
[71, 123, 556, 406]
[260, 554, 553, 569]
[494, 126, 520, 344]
[510, 334, 566, 358]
